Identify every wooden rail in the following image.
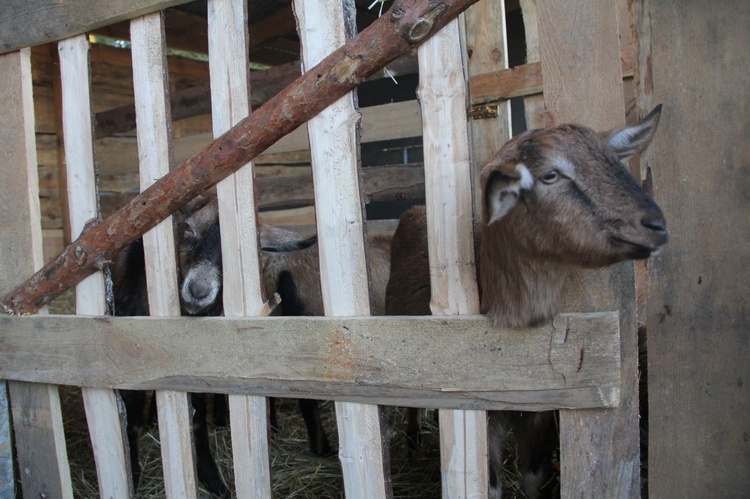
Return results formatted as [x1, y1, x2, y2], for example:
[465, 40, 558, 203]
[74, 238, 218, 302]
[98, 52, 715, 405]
[0, 313, 621, 410]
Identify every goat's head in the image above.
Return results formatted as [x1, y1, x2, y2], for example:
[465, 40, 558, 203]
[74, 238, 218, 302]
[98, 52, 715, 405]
[480, 105, 667, 268]
[175, 193, 317, 316]
[175, 193, 223, 316]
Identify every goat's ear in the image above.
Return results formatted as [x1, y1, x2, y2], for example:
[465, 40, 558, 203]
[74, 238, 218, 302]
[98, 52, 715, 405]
[259, 223, 318, 252]
[483, 163, 534, 225]
[606, 104, 662, 160]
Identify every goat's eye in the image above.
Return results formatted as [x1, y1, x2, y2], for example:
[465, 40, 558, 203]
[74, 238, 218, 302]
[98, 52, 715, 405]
[540, 171, 560, 184]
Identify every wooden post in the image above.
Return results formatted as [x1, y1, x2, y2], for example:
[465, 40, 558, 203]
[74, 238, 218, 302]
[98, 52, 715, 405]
[536, 0, 641, 496]
[644, 0, 750, 495]
[464, 0, 512, 214]
[207, 0, 273, 495]
[293, 0, 390, 496]
[518, 0, 548, 130]
[418, 18, 486, 498]
[0, 49, 72, 498]
[131, 13, 199, 497]
[58, 35, 133, 498]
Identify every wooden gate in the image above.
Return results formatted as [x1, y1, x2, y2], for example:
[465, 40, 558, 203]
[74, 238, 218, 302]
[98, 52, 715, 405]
[0, 0, 646, 497]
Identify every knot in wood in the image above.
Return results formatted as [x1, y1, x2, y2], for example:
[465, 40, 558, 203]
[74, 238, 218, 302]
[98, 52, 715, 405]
[74, 246, 88, 266]
[390, 7, 404, 21]
[407, 3, 447, 43]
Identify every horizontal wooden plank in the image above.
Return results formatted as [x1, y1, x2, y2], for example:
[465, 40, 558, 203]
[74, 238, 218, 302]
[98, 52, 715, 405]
[0, 0, 192, 54]
[469, 46, 635, 106]
[0, 312, 621, 411]
[91, 100, 422, 178]
[263, 99, 423, 155]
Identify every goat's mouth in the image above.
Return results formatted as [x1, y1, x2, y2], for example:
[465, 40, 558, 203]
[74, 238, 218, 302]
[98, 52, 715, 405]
[610, 236, 664, 259]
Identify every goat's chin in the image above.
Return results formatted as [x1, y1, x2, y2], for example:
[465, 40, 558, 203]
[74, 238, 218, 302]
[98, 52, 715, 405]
[609, 236, 664, 261]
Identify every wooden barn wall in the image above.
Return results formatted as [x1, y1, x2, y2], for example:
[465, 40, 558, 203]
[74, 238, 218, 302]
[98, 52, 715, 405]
[644, 0, 750, 496]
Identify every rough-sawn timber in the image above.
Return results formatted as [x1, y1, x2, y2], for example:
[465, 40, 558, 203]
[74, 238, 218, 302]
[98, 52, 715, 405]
[0, 312, 620, 411]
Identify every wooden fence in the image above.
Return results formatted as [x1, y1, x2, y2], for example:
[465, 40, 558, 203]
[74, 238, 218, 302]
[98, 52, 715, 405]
[0, 0, 650, 497]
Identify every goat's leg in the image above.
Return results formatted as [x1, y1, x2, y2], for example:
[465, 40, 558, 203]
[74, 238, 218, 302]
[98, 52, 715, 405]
[505, 411, 559, 499]
[191, 393, 227, 496]
[212, 393, 230, 427]
[120, 389, 148, 490]
[406, 407, 423, 456]
[299, 398, 334, 457]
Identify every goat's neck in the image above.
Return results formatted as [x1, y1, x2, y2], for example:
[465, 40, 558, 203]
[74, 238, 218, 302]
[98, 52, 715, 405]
[478, 224, 569, 327]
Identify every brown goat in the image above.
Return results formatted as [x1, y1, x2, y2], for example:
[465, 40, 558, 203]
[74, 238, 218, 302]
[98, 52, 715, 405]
[386, 106, 667, 498]
[260, 230, 392, 455]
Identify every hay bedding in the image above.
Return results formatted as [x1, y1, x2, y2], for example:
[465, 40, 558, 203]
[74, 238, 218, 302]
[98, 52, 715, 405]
[61, 389, 446, 498]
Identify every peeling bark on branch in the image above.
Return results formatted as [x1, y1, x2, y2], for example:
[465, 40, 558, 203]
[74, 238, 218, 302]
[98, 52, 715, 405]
[1, 0, 480, 315]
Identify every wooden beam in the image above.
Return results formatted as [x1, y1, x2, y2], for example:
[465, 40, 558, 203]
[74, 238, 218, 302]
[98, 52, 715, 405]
[418, 17, 485, 499]
[131, 13, 198, 497]
[59, 35, 133, 497]
[0, 0, 192, 54]
[294, 0, 389, 494]
[0, 313, 621, 410]
[207, 0, 273, 495]
[92, 54, 418, 139]
[535, 1, 640, 497]
[645, 0, 750, 495]
[0, 47, 72, 499]
[255, 163, 425, 211]
[91, 6, 298, 60]
[469, 46, 636, 107]
[2, 0, 469, 316]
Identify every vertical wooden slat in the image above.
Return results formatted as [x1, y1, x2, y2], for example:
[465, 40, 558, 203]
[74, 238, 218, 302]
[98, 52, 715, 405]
[130, 13, 198, 498]
[206, 0, 273, 496]
[58, 35, 132, 498]
[0, 47, 70, 499]
[293, 0, 390, 496]
[536, 0, 640, 497]
[464, 0, 511, 214]
[645, 1, 750, 495]
[518, 0, 547, 129]
[418, 19, 485, 499]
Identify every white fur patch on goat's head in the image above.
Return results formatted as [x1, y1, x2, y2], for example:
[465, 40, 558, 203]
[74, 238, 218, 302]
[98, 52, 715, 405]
[484, 162, 533, 225]
[551, 155, 575, 178]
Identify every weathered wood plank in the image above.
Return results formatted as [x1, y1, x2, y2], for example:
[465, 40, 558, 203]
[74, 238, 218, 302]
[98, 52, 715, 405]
[0, 0, 192, 54]
[89, 100, 421, 182]
[261, 99, 423, 156]
[645, 0, 750, 495]
[0, 47, 73, 499]
[464, 0, 512, 214]
[536, 1, 640, 497]
[59, 34, 133, 498]
[0, 313, 621, 410]
[294, 0, 390, 495]
[418, 17, 486, 499]
[468, 49, 635, 107]
[207, 0, 273, 495]
[518, 0, 548, 130]
[131, 13, 198, 497]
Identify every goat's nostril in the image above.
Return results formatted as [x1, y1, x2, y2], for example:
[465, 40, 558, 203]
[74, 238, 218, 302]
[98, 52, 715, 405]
[641, 216, 667, 232]
[189, 280, 212, 300]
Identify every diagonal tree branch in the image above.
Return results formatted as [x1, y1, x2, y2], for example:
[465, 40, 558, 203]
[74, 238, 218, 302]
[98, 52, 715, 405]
[1, 0, 480, 315]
